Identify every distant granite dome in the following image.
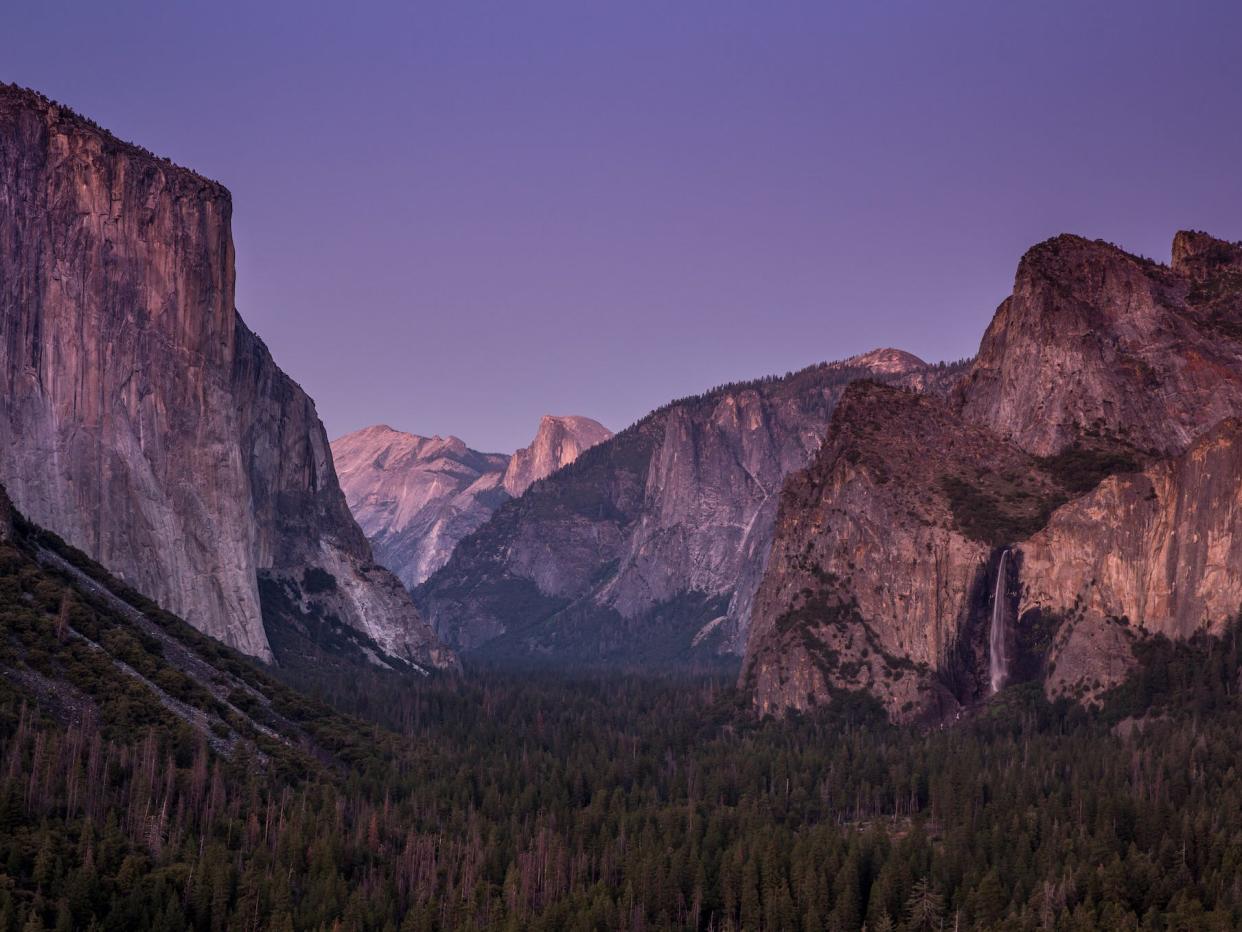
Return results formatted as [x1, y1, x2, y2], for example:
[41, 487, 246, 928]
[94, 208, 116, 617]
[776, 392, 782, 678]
[503, 415, 614, 497]
[333, 416, 611, 589]
[842, 347, 928, 375]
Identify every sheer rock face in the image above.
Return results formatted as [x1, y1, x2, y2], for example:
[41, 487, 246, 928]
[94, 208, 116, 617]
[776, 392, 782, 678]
[502, 415, 612, 497]
[0, 84, 451, 669]
[956, 233, 1242, 457]
[418, 351, 966, 665]
[1019, 420, 1242, 700]
[746, 231, 1242, 719]
[332, 427, 512, 589]
[742, 382, 1067, 721]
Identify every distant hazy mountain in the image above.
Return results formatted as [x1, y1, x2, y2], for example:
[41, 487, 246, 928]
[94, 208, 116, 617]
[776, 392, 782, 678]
[333, 416, 612, 589]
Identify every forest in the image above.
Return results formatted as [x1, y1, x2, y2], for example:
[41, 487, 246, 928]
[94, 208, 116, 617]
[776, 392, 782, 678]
[2, 500, 1242, 930]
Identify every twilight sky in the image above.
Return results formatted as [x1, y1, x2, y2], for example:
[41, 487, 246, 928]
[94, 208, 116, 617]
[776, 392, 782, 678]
[5, 1, 1242, 452]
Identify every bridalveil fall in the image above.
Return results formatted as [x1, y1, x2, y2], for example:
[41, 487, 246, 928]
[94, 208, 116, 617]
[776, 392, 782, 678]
[989, 550, 1010, 694]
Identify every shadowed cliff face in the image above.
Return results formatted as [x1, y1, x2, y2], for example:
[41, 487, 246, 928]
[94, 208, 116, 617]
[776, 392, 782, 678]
[417, 350, 967, 666]
[745, 231, 1242, 720]
[0, 84, 452, 670]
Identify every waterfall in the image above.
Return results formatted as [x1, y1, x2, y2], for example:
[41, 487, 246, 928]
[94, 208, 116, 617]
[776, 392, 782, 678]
[989, 549, 1009, 694]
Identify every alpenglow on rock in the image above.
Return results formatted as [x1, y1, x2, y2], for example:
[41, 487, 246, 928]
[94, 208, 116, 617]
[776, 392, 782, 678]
[741, 381, 1074, 722]
[332, 417, 611, 590]
[955, 232, 1242, 457]
[744, 231, 1242, 721]
[0, 84, 453, 671]
[502, 415, 614, 497]
[417, 350, 966, 667]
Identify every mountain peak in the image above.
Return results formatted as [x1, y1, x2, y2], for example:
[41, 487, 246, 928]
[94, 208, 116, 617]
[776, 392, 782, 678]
[959, 228, 1242, 459]
[536, 414, 614, 441]
[337, 423, 402, 442]
[845, 347, 927, 375]
[1171, 229, 1242, 278]
[502, 415, 612, 497]
[1013, 234, 1144, 287]
[334, 425, 475, 459]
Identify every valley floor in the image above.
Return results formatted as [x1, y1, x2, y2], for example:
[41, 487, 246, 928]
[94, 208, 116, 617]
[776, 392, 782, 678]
[3, 633, 1242, 931]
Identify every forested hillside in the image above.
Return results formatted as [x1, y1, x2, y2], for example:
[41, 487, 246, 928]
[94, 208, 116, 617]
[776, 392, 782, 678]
[2, 473, 1242, 930]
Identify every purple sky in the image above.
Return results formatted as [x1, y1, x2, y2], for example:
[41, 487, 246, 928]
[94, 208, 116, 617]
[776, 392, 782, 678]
[6, 2, 1242, 452]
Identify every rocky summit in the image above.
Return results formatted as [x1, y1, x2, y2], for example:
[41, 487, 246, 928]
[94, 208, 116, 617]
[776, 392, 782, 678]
[331, 416, 610, 590]
[956, 232, 1242, 457]
[417, 351, 966, 667]
[0, 84, 454, 672]
[744, 231, 1242, 721]
[503, 415, 614, 497]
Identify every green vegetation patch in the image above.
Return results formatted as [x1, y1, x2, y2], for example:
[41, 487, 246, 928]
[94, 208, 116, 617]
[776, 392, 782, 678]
[939, 474, 1067, 546]
[1101, 618, 1242, 723]
[1035, 443, 1142, 494]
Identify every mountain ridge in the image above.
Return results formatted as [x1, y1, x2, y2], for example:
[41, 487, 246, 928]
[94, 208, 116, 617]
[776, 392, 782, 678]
[417, 351, 968, 666]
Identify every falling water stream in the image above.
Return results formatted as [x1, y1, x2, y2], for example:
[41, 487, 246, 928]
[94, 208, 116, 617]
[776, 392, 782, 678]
[989, 549, 1009, 694]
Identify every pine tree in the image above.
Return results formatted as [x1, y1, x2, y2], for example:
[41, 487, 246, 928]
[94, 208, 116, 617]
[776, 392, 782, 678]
[905, 878, 944, 931]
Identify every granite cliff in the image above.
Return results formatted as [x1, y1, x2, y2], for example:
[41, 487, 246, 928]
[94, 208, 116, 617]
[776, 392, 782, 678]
[331, 416, 610, 590]
[503, 415, 613, 497]
[1018, 418, 1242, 703]
[743, 382, 1074, 720]
[956, 232, 1242, 456]
[744, 231, 1242, 720]
[418, 349, 966, 666]
[0, 84, 452, 671]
